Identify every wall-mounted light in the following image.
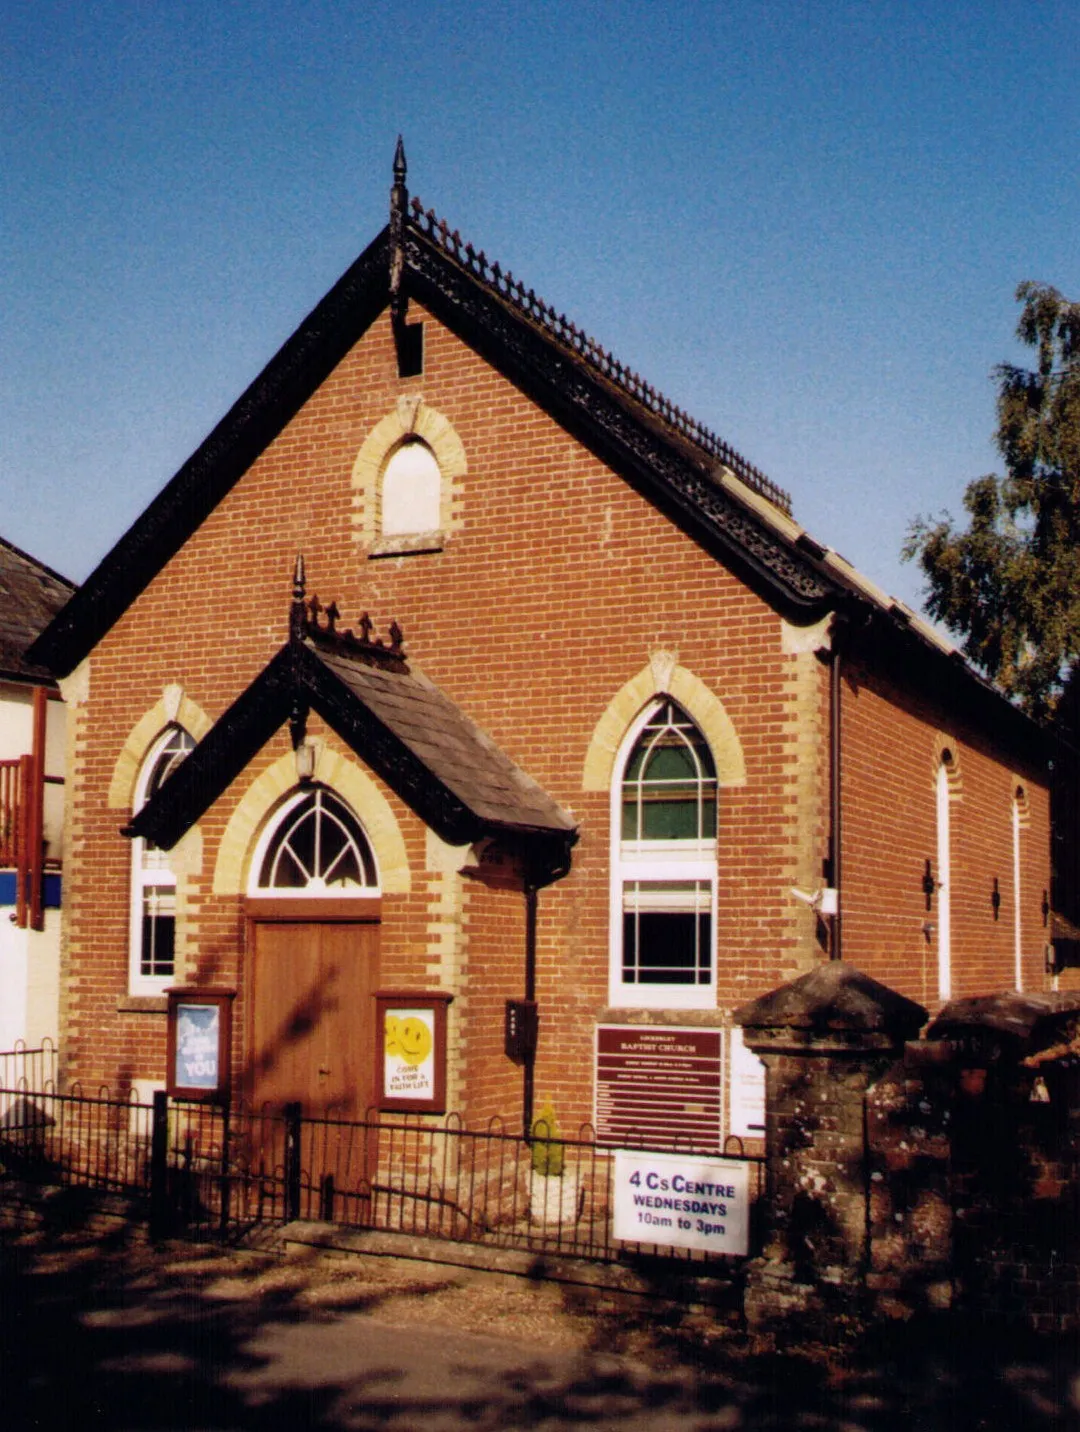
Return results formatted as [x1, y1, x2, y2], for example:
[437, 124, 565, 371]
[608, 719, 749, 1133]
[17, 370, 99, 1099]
[991, 876, 1001, 921]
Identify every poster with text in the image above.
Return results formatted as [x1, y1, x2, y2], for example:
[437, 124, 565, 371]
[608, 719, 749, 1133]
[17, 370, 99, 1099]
[175, 1003, 220, 1091]
[383, 1007, 436, 1102]
[612, 1149, 750, 1255]
[728, 1025, 766, 1139]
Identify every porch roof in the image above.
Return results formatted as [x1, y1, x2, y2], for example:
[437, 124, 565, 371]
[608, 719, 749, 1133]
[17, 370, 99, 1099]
[124, 613, 577, 883]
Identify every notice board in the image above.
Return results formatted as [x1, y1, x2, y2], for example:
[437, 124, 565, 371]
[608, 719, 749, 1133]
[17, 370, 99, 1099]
[595, 1024, 722, 1149]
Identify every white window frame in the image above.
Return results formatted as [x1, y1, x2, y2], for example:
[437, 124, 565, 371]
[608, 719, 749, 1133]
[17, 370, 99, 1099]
[936, 757, 952, 1002]
[128, 726, 193, 996]
[247, 785, 380, 899]
[1012, 788, 1024, 993]
[609, 700, 718, 1009]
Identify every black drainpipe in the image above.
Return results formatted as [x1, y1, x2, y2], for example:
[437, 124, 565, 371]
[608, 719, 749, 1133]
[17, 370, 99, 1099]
[523, 877, 538, 1136]
[519, 837, 574, 1138]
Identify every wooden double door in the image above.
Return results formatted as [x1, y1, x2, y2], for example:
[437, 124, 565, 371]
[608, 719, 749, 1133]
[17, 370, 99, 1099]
[249, 917, 379, 1122]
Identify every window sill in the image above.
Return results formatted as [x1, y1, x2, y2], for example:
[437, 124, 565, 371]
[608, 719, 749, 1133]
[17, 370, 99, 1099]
[597, 1006, 726, 1025]
[116, 995, 168, 1014]
[368, 531, 445, 559]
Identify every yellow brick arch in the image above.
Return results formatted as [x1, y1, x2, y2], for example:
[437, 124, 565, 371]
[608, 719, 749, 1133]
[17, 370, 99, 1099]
[107, 686, 214, 811]
[581, 659, 746, 792]
[212, 746, 411, 896]
[351, 396, 467, 547]
[931, 733, 964, 799]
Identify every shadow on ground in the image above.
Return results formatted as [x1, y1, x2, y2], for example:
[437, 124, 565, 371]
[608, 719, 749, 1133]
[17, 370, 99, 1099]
[2, 1195, 1078, 1431]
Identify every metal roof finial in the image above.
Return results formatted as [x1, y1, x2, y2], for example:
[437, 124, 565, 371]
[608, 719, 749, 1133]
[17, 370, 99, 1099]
[290, 553, 307, 642]
[390, 136, 408, 323]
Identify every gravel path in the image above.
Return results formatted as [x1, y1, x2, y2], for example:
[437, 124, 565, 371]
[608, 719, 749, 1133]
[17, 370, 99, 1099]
[2, 1210, 1077, 1430]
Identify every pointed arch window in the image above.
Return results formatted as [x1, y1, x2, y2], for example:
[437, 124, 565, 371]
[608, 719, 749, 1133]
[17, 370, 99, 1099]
[129, 726, 194, 994]
[381, 437, 441, 538]
[1012, 785, 1028, 992]
[936, 752, 954, 1002]
[610, 700, 718, 1008]
[251, 787, 379, 896]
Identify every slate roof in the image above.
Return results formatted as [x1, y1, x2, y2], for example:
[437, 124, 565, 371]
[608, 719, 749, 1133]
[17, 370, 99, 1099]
[26, 146, 1047, 765]
[314, 646, 575, 838]
[125, 616, 576, 879]
[0, 536, 76, 684]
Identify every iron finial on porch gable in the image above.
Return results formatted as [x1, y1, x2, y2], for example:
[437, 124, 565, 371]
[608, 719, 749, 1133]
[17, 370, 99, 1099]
[390, 136, 408, 324]
[290, 553, 307, 643]
[393, 134, 407, 187]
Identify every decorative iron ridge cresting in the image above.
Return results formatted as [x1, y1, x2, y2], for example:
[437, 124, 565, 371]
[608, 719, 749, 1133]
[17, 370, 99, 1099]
[407, 196, 793, 517]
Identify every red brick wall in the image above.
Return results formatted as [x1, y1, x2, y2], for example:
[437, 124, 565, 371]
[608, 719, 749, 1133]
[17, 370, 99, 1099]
[840, 655, 1051, 1008]
[454, 878, 528, 1130]
[58, 300, 1052, 1132]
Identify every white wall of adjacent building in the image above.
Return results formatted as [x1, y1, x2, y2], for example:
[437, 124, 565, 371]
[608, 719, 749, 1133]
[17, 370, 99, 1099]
[0, 680, 65, 1056]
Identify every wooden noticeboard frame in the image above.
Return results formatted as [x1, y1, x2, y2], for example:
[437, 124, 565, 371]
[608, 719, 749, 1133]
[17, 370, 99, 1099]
[166, 988, 235, 1102]
[375, 991, 453, 1113]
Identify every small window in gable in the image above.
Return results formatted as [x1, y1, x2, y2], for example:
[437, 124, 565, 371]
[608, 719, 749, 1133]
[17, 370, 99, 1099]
[252, 787, 379, 896]
[381, 437, 441, 538]
[129, 725, 194, 994]
[397, 321, 424, 378]
[611, 700, 719, 1008]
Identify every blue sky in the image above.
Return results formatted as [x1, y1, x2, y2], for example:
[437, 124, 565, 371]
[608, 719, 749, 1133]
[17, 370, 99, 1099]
[4, 2, 1079, 620]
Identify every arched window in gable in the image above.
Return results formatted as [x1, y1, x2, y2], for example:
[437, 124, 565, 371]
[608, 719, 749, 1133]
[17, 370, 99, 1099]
[610, 699, 718, 1008]
[129, 725, 194, 994]
[250, 787, 379, 897]
[381, 437, 441, 538]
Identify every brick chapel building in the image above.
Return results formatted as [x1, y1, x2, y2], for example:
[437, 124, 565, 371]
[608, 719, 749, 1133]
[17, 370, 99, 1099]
[30, 147, 1057, 1144]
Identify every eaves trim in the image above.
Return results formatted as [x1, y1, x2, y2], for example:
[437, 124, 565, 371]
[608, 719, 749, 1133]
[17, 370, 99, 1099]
[29, 232, 393, 678]
[403, 227, 836, 621]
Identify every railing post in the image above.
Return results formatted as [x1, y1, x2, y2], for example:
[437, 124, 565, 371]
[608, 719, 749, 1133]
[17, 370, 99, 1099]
[283, 1101, 302, 1222]
[218, 1101, 231, 1236]
[319, 1172, 335, 1223]
[14, 754, 31, 929]
[27, 685, 47, 931]
[149, 1090, 169, 1241]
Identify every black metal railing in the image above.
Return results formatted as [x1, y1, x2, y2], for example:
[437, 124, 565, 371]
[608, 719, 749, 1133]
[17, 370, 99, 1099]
[0, 1041, 57, 1096]
[0, 1082, 152, 1196]
[0, 1083, 763, 1266]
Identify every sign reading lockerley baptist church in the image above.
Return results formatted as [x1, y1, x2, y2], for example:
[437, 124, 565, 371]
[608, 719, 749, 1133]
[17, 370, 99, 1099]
[612, 1149, 750, 1255]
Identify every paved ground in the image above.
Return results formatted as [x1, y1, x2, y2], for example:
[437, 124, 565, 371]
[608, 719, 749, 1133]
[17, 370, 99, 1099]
[2, 1201, 1078, 1430]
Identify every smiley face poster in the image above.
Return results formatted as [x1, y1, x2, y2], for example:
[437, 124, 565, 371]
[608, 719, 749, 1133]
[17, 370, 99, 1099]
[383, 1008, 437, 1100]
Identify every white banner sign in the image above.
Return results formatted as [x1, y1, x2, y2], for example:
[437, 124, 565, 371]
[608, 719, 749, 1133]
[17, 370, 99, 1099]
[613, 1150, 750, 1256]
[728, 1025, 766, 1139]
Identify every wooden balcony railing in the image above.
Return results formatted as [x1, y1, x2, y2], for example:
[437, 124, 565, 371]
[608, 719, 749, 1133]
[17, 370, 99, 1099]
[0, 756, 27, 870]
[1, 688, 61, 929]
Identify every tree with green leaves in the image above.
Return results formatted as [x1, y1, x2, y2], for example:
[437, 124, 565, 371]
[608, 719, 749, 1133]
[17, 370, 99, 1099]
[905, 281, 1080, 719]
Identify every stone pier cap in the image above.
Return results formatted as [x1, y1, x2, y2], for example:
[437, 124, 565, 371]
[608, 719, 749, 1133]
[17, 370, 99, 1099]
[928, 990, 1080, 1066]
[734, 962, 928, 1055]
